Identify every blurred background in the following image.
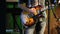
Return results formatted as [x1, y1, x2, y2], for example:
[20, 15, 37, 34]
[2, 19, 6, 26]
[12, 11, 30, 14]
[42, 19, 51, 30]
[6, 0, 60, 34]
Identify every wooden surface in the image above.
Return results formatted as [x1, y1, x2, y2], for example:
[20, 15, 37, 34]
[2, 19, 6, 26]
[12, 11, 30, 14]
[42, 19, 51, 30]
[44, 6, 60, 34]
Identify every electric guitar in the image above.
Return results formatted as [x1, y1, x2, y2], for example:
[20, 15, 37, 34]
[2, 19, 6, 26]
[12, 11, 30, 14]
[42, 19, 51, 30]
[21, 5, 43, 27]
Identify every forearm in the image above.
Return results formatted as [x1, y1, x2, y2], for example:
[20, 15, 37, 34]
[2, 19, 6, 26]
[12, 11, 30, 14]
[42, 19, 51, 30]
[18, 4, 29, 12]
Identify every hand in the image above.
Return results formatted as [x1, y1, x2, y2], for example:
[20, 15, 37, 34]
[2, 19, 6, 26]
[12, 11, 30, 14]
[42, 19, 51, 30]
[29, 8, 38, 15]
[29, 8, 36, 13]
[35, 5, 42, 10]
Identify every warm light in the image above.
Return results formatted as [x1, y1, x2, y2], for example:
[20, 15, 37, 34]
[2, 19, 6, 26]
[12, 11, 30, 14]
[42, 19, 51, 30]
[58, 0, 60, 4]
[25, 18, 35, 26]
[29, 18, 34, 24]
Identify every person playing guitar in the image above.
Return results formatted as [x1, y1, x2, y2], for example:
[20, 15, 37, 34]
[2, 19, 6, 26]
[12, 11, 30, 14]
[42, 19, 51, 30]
[18, 0, 47, 34]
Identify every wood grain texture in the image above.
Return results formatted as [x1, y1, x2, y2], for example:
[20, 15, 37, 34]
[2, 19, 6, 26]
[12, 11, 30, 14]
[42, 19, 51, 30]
[44, 6, 60, 34]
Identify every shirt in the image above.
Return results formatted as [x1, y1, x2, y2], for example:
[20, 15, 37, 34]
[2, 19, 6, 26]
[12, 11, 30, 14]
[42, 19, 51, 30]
[19, 0, 31, 7]
[18, 0, 42, 8]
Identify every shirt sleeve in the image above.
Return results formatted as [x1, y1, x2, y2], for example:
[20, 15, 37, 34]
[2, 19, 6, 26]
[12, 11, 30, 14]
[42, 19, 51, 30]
[20, 13, 29, 24]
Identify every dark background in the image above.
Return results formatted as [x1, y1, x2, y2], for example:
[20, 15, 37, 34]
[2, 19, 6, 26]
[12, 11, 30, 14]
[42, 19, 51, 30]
[0, 0, 6, 34]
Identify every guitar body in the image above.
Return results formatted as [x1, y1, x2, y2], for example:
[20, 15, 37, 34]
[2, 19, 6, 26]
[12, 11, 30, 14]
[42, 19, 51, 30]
[20, 10, 37, 28]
